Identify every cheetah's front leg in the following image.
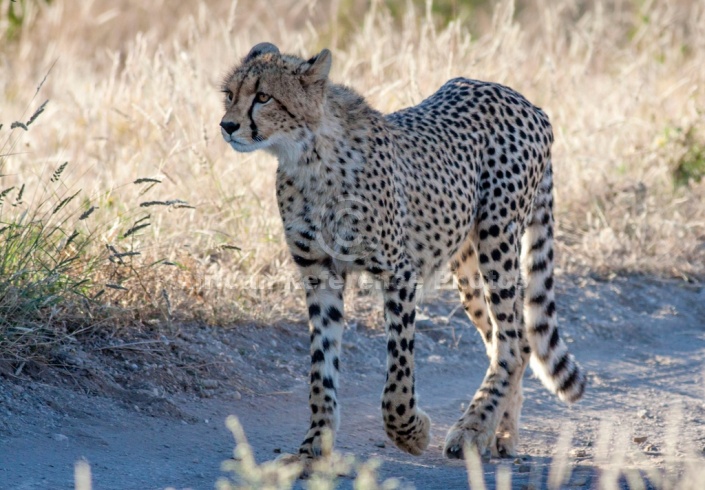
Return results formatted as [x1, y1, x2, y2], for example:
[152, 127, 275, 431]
[381, 265, 431, 455]
[296, 264, 346, 461]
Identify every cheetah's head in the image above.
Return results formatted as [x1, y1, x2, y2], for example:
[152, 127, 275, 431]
[219, 42, 332, 155]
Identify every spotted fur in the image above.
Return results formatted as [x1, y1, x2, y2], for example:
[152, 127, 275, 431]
[220, 43, 586, 462]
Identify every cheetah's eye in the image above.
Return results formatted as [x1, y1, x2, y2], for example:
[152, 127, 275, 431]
[255, 92, 271, 104]
[224, 90, 234, 103]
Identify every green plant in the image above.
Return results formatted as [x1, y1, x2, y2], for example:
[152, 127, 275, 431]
[0, 87, 100, 354]
[668, 122, 705, 187]
[2, 0, 52, 41]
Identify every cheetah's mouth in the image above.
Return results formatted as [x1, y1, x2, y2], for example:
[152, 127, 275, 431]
[228, 139, 270, 153]
[221, 129, 270, 153]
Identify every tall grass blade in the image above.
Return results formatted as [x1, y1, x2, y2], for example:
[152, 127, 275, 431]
[53, 190, 80, 214]
[26, 100, 49, 127]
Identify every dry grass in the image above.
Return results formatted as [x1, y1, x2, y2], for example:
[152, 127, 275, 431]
[3, 3, 705, 487]
[2, 0, 704, 333]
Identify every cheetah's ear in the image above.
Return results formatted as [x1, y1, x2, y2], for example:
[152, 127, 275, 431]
[244, 42, 280, 61]
[301, 49, 332, 85]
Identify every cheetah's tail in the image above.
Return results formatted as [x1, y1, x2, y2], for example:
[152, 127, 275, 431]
[521, 161, 586, 403]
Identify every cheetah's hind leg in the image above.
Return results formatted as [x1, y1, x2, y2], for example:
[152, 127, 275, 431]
[450, 241, 528, 458]
[444, 228, 526, 459]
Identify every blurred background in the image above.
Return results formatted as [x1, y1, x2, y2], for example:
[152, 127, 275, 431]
[1, 0, 704, 332]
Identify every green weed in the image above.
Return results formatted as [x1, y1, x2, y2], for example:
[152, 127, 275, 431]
[0, 78, 192, 364]
[668, 123, 705, 188]
[1, 0, 52, 41]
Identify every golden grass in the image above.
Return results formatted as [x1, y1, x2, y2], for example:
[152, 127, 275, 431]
[2, 0, 704, 330]
[3, 4, 704, 488]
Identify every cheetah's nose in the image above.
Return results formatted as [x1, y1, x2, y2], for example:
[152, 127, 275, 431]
[220, 121, 240, 135]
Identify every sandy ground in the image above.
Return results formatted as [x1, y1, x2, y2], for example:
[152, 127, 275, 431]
[1, 274, 704, 490]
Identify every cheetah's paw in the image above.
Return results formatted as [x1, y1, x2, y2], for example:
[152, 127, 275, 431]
[275, 452, 315, 479]
[491, 429, 518, 458]
[386, 408, 431, 456]
[443, 418, 495, 460]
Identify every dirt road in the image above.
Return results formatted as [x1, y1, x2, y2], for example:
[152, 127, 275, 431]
[1, 275, 704, 489]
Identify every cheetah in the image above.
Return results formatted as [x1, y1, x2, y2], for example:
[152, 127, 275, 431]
[219, 42, 586, 463]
